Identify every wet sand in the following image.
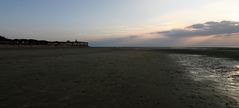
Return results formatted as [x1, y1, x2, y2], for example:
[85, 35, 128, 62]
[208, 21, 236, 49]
[171, 54, 239, 107]
[0, 48, 237, 108]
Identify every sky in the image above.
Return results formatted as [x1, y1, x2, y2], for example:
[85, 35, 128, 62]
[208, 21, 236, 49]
[0, 0, 239, 47]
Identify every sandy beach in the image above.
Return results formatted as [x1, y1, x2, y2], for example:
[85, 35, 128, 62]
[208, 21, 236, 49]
[0, 48, 238, 108]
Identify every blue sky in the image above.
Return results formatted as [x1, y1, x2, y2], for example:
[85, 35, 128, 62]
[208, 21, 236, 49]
[0, 0, 239, 46]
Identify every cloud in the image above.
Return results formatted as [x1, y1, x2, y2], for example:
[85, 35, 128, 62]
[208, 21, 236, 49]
[156, 21, 239, 37]
[92, 20, 239, 47]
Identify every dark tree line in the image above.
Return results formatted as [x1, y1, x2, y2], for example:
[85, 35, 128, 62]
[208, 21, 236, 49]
[0, 35, 88, 47]
[0, 35, 48, 45]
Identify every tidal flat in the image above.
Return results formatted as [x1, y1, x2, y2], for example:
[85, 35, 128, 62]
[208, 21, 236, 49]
[0, 47, 239, 108]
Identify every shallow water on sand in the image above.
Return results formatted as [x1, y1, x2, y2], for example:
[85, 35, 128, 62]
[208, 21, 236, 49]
[171, 54, 239, 104]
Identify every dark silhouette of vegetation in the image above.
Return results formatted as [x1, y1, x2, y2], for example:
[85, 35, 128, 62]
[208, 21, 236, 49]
[0, 35, 10, 41]
[0, 35, 88, 47]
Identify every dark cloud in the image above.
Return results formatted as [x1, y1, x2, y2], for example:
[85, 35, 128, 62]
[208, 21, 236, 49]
[187, 24, 205, 29]
[157, 21, 239, 37]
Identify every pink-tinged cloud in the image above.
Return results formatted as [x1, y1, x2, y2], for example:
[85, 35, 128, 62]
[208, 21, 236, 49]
[92, 21, 239, 47]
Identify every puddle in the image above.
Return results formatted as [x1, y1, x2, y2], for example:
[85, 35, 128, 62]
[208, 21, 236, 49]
[171, 54, 239, 103]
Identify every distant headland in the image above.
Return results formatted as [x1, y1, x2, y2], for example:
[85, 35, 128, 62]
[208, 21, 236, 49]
[0, 35, 89, 47]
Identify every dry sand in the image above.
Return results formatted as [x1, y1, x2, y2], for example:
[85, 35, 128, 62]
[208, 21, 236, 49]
[0, 48, 237, 108]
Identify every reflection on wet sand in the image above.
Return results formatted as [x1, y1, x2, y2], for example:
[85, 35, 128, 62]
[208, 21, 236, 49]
[171, 54, 239, 105]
